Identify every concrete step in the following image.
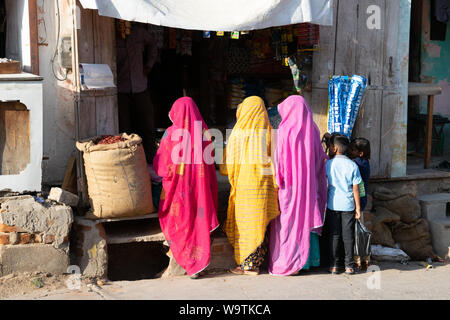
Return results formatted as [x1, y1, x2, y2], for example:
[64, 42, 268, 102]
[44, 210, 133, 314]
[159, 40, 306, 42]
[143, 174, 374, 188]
[428, 219, 450, 260]
[418, 193, 450, 221]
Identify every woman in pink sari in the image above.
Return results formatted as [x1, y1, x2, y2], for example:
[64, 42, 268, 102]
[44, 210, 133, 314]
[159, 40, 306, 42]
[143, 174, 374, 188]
[153, 97, 219, 278]
[269, 95, 328, 276]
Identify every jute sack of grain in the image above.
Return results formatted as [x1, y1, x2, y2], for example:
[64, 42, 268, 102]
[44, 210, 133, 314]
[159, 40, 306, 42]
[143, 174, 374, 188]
[76, 133, 154, 219]
[369, 207, 400, 248]
[392, 219, 438, 260]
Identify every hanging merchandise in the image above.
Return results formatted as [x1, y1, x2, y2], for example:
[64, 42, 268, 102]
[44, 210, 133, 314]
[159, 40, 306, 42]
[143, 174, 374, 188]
[180, 30, 193, 56]
[217, 31, 224, 36]
[231, 31, 240, 39]
[203, 31, 211, 38]
[287, 53, 312, 94]
[241, 31, 249, 35]
[228, 79, 246, 109]
[117, 20, 132, 39]
[227, 45, 250, 74]
[297, 23, 320, 48]
[342, 75, 367, 137]
[327, 75, 367, 138]
[169, 28, 177, 49]
[287, 56, 302, 93]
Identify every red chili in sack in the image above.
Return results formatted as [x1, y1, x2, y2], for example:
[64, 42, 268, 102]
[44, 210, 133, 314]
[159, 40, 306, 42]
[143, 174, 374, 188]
[96, 135, 126, 145]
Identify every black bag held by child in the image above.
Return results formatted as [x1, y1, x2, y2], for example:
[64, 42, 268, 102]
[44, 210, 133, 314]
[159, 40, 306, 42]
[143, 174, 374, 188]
[354, 219, 372, 257]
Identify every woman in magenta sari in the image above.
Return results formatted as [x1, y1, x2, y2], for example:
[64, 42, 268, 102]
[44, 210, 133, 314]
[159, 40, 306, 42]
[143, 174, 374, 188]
[153, 97, 219, 278]
[269, 95, 328, 276]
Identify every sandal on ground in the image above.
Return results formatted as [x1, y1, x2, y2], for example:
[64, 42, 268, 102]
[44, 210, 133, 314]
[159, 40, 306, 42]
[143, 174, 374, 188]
[190, 270, 207, 279]
[329, 267, 340, 275]
[345, 267, 356, 275]
[230, 266, 259, 276]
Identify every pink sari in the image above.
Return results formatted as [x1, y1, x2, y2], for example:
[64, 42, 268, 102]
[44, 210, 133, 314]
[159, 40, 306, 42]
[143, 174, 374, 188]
[153, 97, 219, 276]
[269, 96, 328, 276]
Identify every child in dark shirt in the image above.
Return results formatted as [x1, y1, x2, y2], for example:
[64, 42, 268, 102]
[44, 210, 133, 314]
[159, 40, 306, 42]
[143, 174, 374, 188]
[349, 137, 371, 271]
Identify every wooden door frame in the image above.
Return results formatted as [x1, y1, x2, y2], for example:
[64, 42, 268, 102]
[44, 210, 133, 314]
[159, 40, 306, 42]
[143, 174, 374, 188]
[28, 0, 39, 75]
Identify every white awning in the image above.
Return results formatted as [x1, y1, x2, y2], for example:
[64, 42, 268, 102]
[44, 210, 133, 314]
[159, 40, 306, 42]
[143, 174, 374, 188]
[79, 0, 333, 31]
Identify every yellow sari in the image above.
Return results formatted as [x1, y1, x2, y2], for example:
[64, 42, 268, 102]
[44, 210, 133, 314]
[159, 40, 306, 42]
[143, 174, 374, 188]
[222, 96, 280, 265]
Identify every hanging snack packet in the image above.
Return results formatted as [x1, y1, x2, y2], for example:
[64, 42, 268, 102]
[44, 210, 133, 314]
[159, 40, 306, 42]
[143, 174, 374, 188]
[203, 31, 211, 38]
[231, 32, 240, 39]
[216, 31, 224, 36]
[331, 76, 343, 133]
[327, 77, 334, 133]
[342, 75, 367, 138]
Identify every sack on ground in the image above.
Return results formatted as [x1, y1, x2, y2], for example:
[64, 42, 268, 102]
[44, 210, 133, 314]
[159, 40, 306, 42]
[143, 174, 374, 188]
[372, 183, 421, 223]
[76, 133, 154, 219]
[392, 219, 437, 260]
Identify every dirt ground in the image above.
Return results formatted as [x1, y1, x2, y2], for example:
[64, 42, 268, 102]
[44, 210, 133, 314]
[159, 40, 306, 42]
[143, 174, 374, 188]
[2, 260, 449, 300]
[0, 272, 100, 299]
[0, 272, 68, 299]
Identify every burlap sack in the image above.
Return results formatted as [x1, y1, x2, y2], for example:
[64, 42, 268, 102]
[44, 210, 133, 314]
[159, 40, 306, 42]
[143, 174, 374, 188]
[392, 219, 437, 260]
[76, 133, 155, 219]
[369, 207, 400, 248]
[371, 222, 395, 248]
[373, 184, 421, 224]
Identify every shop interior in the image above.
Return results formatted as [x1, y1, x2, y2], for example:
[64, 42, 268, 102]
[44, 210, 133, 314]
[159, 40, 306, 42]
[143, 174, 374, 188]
[121, 22, 319, 135]
[110, 22, 320, 280]
[407, 0, 450, 173]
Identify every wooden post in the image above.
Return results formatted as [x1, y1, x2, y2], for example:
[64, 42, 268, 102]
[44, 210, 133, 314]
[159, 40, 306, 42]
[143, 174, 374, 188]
[28, 0, 39, 75]
[424, 95, 434, 169]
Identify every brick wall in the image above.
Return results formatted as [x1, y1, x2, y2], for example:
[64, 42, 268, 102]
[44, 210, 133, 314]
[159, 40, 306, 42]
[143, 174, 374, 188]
[0, 223, 61, 245]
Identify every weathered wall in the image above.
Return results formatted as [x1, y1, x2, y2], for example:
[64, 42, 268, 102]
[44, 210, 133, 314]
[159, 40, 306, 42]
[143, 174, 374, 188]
[37, 0, 76, 184]
[420, 0, 450, 155]
[311, 0, 411, 178]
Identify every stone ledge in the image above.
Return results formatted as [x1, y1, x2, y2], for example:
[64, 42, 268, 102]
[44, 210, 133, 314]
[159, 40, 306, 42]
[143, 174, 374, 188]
[0, 244, 69, 277]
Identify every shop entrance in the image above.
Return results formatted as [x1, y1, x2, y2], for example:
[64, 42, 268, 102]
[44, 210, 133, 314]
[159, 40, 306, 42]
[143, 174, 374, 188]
[407, 0, 450, 173]
[114, 21, 316, 142]
[114, 21, 317, 228]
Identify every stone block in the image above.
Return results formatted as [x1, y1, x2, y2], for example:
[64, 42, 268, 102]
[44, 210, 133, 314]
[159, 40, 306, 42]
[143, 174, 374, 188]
[48, 187, 79, 207]
[0, 244, 69, 277]
[419, 193, 450, 221]
[0, 196, 73, 249]
[73, 217, 108, 278]
[428, 219, 450, 260]
[161, 251, 187, 278]
[160, 237, 236, 278]
[207, 237, 235, 270]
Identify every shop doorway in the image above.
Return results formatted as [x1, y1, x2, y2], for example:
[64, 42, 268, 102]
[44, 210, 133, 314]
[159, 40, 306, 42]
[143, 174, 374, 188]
[407, 0, 450, 173]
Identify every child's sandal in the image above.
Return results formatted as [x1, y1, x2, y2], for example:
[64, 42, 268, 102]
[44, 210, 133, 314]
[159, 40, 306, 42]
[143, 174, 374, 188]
[345, 267, 355, 275]
[329, 267, 339, 275]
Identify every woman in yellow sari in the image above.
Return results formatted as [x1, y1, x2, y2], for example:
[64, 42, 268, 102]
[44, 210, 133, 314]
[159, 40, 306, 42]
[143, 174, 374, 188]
[221, 96, 280, 275]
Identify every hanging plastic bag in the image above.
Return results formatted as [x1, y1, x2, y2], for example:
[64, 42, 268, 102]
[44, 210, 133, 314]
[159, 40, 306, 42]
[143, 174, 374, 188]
[354, 219, 372, 257]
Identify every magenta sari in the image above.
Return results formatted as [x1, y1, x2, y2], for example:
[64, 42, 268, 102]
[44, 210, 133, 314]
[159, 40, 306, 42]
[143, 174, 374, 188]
[153, 97, 219, 276]
[269, 96, 328, 276]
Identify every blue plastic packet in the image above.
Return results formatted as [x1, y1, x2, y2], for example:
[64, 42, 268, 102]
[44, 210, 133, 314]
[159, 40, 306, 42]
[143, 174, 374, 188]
[343, 75, 367, 137]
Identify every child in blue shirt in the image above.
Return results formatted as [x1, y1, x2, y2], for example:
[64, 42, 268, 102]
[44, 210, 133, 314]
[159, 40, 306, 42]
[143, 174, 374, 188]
[325, 134, 362, 275]
[349, 137, 371, 271]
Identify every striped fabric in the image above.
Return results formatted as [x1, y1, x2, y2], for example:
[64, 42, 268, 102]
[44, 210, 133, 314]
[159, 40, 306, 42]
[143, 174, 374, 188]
[222, 96, 280, 265]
